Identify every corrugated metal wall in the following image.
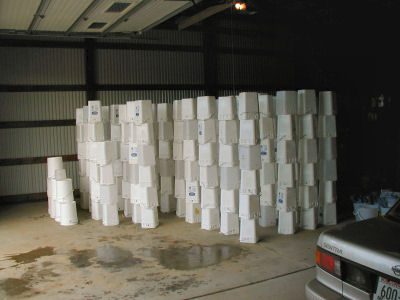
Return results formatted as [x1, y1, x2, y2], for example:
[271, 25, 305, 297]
[96, 49, 204, 85]
[0, 20, 295, 201]
[0, 47, 84, 198]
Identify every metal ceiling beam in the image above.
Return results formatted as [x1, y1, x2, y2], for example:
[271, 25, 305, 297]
[178, 1, 234, 30]
[102, 0, 154, 35]
[27, 0, 52, 32]
[66, 0, 103, 34]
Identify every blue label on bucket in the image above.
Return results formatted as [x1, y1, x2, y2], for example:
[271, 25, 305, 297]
[92, 111, 98, 115]
[189, 192, 195, 196]
[131, 153, 137, 157]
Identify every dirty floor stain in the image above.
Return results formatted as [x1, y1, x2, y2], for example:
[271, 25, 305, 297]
[0, 278, 31, 296]
[5, 247, 55, 265]
[69, 249, 95, 268]
[146, 244, 242, 270]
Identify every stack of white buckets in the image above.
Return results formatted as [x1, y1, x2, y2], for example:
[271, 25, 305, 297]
[47, 157, 78, 226]
[182, 98, 202, 224]
[173, 100, 186, 218]
[66, 91, 337, 238]
[126, 100, 159, 228]
[238, 92, 262, 243]
[318, 92, 337, 225]
[218, 96, 240, 235]
[158, 103, 175, 213]
[198, 96, 220, 231]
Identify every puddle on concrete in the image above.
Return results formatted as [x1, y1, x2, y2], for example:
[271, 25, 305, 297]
[5, 247, 55, 265]
[69, 249, 95, 268]
[146, 244, 242, 270]
[0, 278, 31, 296]
[96, 245, 142, 269]
[69, 245, 141, 270]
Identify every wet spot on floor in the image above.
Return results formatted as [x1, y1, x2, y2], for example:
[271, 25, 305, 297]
[120, 235, 133, 240]
[146, 244, 242, 270]
[0, 278, 31, 296]
[69, 249, 95, 268]
[95, 245, 142, 270]
[126, 276, 138, 282]
[5, 247, 55, 265]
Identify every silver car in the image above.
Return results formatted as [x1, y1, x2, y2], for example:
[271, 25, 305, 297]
[306, 200, 400, 300]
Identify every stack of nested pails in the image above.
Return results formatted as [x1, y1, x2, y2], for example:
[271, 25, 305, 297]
[173, 100, 186, 218]
[218, 96, 240, 235]
[297, 90, 318, 230]
[276, 91, 298, 235]
[258, 94, 277, 227]
[47, 156, 64, 219]
[318, 91, 337, 225]
[238, 92, 261, 243]
[158, 103, 175, 213]
[86, 100, 107, 221]
[119, 104, 134, 219]
[127, 100, 159, 229]
[198, 96, 220, 231]
[182, 98, 202, 224]
[54, 167, 78, 226]
[110, 105, 124, 213]
[76, 106, 90, 211]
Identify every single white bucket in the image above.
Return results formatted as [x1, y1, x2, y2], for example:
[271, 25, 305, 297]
[56, 193, 74, 223]
[201, 207, 220, 231]
[102, 203, 119, 226]
[176, 198, 186, 218]
[47, 157, 63, 178]
[240, 218, 259, 243]
[132, 203, 142, 224]
[91, 201, 103, 220]
[56, 178, 73, 200]
[220, 211, 239, 235]
[124, 198, 133, 217]
[60, 200, 78, 226]
[54, 169, 66, 180]
[141, 206, 159, 229]
[259, 205, 276, 227]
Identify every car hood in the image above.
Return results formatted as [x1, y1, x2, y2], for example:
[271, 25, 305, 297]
[318, 217, 400, 279]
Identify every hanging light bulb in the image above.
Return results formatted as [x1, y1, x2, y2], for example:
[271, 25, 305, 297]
[235, 2, 246, 10]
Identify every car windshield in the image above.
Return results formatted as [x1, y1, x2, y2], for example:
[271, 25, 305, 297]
[386, 200, 400, 222]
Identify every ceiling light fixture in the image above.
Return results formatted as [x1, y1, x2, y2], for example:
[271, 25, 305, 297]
[234, 2, 246, 10]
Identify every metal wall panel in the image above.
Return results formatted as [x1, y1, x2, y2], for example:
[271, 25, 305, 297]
[98, 90, 205, 105]
[96, 49, 204, 85]
[0, 91, 86, 121]
[0, 161, 78, 196]
[217, 53, 295, 87]
[0, 126, 76, 159]
[0, 47, 85, 85]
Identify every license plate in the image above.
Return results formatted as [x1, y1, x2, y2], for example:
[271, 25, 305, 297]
[373, 277, 400, 300]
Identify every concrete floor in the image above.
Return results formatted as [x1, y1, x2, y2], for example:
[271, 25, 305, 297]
[0, 202, 327, 299]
